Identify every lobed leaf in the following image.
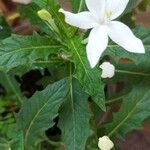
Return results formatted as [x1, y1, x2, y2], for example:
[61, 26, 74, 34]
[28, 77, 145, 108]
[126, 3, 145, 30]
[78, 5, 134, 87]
[0, 34, 61, 73]
[106, 81, 150, 139]
[16, 78, 69, 149]
[67, 37, 105, 110]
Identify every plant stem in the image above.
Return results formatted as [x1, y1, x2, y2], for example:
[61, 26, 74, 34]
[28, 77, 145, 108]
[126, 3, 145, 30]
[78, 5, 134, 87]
[106, 94, 127, 106]
[115, 69, 150, 76]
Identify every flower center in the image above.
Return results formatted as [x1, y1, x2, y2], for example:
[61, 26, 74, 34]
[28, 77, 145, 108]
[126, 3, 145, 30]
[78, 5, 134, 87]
[102, 10, 112, 25]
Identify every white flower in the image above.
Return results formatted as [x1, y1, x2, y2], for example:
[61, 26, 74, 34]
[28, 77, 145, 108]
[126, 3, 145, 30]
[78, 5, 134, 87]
[12, 0, 31, 4]
[59, 0, 145, 68]
[98, 136, 114, 150]
[100, 62, 115, 78]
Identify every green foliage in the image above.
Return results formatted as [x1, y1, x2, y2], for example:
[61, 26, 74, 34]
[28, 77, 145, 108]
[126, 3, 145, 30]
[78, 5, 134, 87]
[0, 17, 11, 40]
[0, 132, 23, 150]
[106, 81, 150, 139]
[67, 37, 105, 110]
[0, 34, 61, 73]
[0, 72, 23, 103]
[16, 79, 69, 149]
[70, 0, 86, 12]
[59, 77, 92, 150]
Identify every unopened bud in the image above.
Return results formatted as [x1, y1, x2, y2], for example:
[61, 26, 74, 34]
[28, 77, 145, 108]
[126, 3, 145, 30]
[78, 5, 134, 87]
[37, 9, 60, 34]
[38, 9, 52, 22]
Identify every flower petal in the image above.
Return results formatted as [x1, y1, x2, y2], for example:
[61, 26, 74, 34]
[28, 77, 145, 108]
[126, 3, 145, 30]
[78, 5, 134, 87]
[12, 0, 31, 4]
[59, 9, 98, 29]
[85, 0, 105, 21]
[106, 0, 129, 20]
[108, 21, 145, 53]
[87, 26, 108, 68]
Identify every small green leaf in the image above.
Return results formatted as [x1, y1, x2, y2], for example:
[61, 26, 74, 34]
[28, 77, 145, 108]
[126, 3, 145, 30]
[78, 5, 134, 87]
[16, 78, 69, 149]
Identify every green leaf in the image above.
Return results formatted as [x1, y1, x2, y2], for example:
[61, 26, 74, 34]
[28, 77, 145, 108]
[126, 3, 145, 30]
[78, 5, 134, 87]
[0, 138, 10, 150]
[11, 132, 24, 150]
[59, 77, 92, 150]
[106, 81, 150, 139]
[70, 0, 86, 12]
[16, 78, 69, 149]
[0, 17, 11, 40]
[67, 37, 105, 110]
[0, 133, 24, 150]
[0, 34, 61, 73]
[0, 71, 23, 104]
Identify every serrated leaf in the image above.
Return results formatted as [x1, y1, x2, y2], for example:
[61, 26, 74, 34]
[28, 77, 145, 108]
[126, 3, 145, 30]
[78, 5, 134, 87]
[16, 78, 69, 149]
[67, 37, 105, 110]
[0, 34, 61, 73]
[59, 78, 92, 150]
[106, 81, 150, 139]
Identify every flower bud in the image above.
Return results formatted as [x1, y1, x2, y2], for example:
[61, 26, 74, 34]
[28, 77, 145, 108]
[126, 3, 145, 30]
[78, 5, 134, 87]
[38, 9, 52, 22]
[100, 62, 115, 78]
[98, 136, 114, 150]
[37, 9, 59, 34]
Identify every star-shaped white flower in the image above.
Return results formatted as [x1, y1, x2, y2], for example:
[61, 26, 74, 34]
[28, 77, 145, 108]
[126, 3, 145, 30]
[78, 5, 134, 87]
[100, 62, 115, 78]
[98, 136, 114, 150]
[59, 0, 145, 68]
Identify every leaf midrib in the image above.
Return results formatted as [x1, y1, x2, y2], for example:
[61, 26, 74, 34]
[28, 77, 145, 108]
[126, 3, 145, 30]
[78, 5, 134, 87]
[77, 0, 84, 13]
[70, 39, 90, 80]
[0, 45, 60, 57]
[69, 67, 76, 150]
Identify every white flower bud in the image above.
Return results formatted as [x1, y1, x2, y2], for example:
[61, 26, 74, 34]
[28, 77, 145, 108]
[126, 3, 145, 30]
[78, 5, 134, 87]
[98, 136, 114, 150]
[12, 0, 31, 4]
[100, 62, 115, 78]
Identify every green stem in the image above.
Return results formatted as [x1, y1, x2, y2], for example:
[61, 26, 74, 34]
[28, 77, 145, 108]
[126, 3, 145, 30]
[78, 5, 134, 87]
[106, 95, 127, 105]
[115, 69, 150, 76]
